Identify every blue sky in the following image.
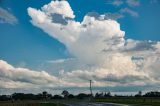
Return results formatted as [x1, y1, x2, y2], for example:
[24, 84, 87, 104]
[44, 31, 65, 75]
[0, 0, 160, 94]
[0, 0, 65, 68]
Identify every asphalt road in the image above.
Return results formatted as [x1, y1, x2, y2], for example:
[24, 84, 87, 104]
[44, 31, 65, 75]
[66, 102, 142, 106]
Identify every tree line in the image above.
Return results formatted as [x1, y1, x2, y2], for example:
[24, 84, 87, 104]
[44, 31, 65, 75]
[0, 90, 160, 101]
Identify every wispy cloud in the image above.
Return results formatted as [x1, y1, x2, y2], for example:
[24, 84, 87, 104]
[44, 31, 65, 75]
[47, 58, 74, 64]
[0, 7, 18, 25]
[107, 0, 140, 7]
[106, 0, 139, 18]
[126, 0, 140, 7]
[120, 7, 139, 17]
[110, 0, 124, 6]
[150, 0, 158, 4]
[86, 12, 124, 20]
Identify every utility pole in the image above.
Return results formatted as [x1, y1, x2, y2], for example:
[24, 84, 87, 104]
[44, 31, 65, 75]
[89, 80, 93, 96]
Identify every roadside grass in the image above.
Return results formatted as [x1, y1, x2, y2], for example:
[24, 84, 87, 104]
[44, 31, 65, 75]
[94, 97, 160, 106]
[0, 102, 65, 106]
[39, 103, 65, 106]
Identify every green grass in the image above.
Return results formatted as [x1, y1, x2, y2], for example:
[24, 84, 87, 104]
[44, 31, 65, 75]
[0, 102, 66, 106]
[94, 97, 160, 106]
[39, 103, 65, 106]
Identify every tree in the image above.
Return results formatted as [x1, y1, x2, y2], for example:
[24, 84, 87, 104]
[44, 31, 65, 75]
[61, 90, 69, 98]
[76, 93, 90, 99]
[144, 91, 160, 97]
[42, 91, 48, 99]
[36, 93, 43, 100]
[104, 92, 112, 97]
[0, 95, 11, 101]
[68, 94, 75, 99]
[95, 92, 100, 98]
[135, 91, 142, 97]
[95, 92, 104, 98]
[52, 95, 63, 99]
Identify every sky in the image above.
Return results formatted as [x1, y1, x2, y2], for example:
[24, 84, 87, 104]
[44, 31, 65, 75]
[0, 0, 160, 95]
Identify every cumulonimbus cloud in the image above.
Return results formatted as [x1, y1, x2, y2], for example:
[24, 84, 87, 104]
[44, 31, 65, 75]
[27, 0, 126, 66]
[2, 0, 158, 90]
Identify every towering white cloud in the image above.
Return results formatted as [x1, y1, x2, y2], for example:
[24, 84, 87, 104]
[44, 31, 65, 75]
[27, 1, 126, 66]
[42, 0, 75, 18]
[22, 0, 160, 89]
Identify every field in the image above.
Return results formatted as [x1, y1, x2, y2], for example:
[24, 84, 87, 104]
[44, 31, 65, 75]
[0, 101, 65, 106]
[94, 97, 160, 106]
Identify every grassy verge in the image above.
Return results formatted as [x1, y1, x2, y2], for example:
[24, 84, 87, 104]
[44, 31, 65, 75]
[39, 103, 65, 106]
[0, 102, 66, 106]
[94, 97, 160, 106]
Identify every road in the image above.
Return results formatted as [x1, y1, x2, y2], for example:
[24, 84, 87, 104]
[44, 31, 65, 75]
[66, 102, 142, 106]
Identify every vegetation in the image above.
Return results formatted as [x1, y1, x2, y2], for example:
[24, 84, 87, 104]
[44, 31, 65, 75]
[95, 97, 160, 106]
[0, 90, 160, 106]
[94, 91, 160, 106]
[0, 102, 65, 106]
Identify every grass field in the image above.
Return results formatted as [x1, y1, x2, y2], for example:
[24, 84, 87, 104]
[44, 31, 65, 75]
[94, 97, 160, 106]
[0, 102, 65, 106]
